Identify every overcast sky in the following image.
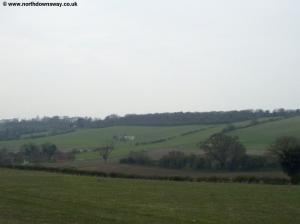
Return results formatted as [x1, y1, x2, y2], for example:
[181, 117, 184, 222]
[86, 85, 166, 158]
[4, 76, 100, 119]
[0, 0, 299, 119]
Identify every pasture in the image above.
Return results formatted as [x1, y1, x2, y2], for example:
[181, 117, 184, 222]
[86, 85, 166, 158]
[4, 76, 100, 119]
[229, 116, 300, 150]
[0, 116, 299, 160]
[0, 168, 299, 224]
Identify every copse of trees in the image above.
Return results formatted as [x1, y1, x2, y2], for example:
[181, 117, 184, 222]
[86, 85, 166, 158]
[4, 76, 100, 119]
[270, 136, 300, 184]
[0, 143, 74, 165]
[20, 143, 61, 163]
[120, 150, 279, 171]
[21, 143, 43, 163]
[159, 152, 209, 170]
[121, 132, 281, 172]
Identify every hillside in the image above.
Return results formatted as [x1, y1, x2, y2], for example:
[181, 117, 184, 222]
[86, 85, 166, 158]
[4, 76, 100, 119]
[230, 116, 300, 151]
[1, 168, 300, 224]
[1, 110, 299, 142]
[0, 125, 218, 156]
[0, 116, 299, 159]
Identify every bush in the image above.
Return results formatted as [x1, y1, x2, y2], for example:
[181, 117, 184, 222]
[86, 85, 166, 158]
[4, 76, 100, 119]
[241, 155, 279, 171]
[120, 151, 153, 166]
[159, 151, 188, 169]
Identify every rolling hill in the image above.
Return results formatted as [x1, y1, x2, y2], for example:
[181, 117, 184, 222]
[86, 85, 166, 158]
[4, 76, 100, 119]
[0, 116, 299, 159]
[0, 125, 218, 156]
[229, 116, 300, 151]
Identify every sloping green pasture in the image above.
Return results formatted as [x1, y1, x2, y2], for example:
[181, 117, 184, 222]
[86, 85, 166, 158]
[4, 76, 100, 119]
[0, 116, 299, 159]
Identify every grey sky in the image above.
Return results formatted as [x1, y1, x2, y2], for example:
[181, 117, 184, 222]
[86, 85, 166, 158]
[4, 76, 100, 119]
[0, 0, 299, 119]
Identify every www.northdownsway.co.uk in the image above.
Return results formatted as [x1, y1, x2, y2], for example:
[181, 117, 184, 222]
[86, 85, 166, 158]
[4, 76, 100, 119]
[3, 1, 78, 7]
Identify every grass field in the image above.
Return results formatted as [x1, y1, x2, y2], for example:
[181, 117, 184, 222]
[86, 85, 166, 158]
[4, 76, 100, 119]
[0, 116, 299, 159]
[0, 125, 220, 157]
[0, 168, 299, 224]
[230, 116, 300, 150]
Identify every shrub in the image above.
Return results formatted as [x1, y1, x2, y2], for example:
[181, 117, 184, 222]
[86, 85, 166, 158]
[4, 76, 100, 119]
[159, 151, 187, 169]
[241, 155, 279, 171]
[120, 151, 153, 166]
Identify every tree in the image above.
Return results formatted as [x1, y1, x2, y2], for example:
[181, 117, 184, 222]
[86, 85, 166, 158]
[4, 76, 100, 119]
[270, 136, 300, 184]
[200, 133, 246, 170]
[97, 144, 114, 163]
[20, 143, 41, 162]
[41, 143, 57, 160]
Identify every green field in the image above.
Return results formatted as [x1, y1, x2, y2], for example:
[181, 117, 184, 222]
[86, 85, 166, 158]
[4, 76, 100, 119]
[230, 116, 300, 150]
[0, 125, 221, 157]
[0, 168, 299, 224]
[0, 116, 300, 159]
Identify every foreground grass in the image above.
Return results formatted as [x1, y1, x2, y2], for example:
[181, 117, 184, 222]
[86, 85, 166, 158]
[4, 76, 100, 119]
[0, 169, 300, 224]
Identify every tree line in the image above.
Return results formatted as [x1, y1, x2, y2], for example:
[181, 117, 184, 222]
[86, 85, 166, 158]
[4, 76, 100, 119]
[120, 134, 300, 184]
[0, 143, 75, 164]
[99, 109, 300, 126]
[0, 116, 76, 141]
[1, 109, 300, 141]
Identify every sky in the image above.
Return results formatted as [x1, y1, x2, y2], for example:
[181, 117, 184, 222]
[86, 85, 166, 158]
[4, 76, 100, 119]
[0, 0, 299, 119]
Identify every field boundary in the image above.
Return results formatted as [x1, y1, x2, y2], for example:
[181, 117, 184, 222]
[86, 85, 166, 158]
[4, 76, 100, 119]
[0, 164, 290, 185]
[135, 126, 215, 146]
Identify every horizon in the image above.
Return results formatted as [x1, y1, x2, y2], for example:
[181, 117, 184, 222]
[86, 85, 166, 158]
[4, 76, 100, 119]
[1, 107, 299, 121]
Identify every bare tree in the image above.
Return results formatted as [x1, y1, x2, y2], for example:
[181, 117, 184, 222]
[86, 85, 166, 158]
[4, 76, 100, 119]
[97, 144, 114, 163]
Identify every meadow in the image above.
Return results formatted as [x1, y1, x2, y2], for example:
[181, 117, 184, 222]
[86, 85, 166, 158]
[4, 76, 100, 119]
[229, 116, 300, 150]
[0, 125, 221, 157]
[0, 168, 299, 224]
[0, 116, 299, 160]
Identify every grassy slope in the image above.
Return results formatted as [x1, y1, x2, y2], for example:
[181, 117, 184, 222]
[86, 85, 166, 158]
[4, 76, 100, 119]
[0, 125, 221, 157]
[0, 125, 206, 149]
[0, 168, 300, 224]
[0, 116, 299, 158]
[230, 116, 300, 150]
